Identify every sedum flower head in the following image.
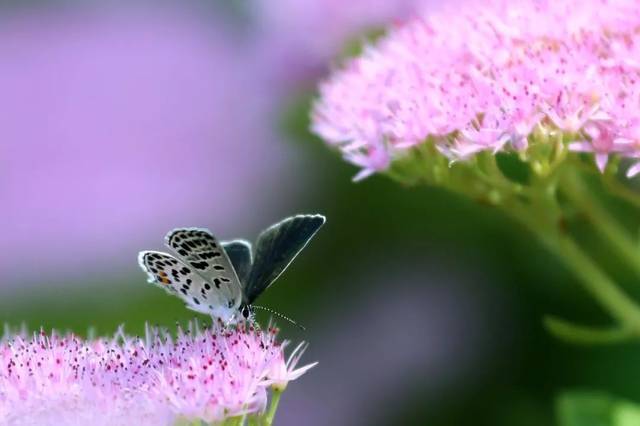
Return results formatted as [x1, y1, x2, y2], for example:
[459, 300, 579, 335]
[0, 322, 315, 426]
[312, 0, 640, 180]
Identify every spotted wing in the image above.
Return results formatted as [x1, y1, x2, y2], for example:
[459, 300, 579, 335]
[165, 228, 242, 309]
[222, 240, 253, 286]
[244, 214, 325, 304]
[138, 251, 237, 318]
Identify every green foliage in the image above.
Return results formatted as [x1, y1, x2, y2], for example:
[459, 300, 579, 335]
[557, 392, 640, 426]
[557, 392, 616, 426]
[496, 152, 531, 185]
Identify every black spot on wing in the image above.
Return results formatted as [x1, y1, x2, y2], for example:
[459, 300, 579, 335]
[166, 229, 229, 274]
[192, 261, 209, 270]
[140, 251, 192, 288]
[200, 251, 222, 260]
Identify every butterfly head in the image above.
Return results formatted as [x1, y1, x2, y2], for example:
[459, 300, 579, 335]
[240, 304, 254, 321]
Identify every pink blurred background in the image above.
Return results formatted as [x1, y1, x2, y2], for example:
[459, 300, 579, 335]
[0, 3, 299, 285]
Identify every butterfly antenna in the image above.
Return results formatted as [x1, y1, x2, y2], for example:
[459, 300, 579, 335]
[252, 305, 306, 331]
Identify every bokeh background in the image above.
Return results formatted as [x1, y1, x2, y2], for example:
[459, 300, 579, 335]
[3, 1, 640, 425]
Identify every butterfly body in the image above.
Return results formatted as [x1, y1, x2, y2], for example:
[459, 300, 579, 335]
[138, 214, 325, 323]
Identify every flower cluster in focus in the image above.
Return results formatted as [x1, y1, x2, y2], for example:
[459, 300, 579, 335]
[0, 322, 314, 426]
[312, 0, 640, 180]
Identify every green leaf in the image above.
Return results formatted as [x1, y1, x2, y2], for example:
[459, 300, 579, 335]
[556, 391, 615, 426]
[614, 402, 640, 426]
[557, 391, 640, 426]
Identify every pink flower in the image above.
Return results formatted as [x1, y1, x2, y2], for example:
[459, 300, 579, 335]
[0, 322, 314, 425]
[265, 341, 317, 391]
[569, 123, 631, 172]
[311, 0, 640, 178]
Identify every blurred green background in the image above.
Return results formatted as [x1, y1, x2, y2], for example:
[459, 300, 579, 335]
[3, 1, 640, 425]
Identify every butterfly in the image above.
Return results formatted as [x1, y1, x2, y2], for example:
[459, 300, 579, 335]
[138, 214, 325, 324]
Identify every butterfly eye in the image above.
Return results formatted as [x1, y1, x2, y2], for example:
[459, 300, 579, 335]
[241, 306, 251, 319]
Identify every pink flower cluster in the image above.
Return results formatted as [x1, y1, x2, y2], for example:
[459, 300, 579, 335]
[0, 323, 314, 426]
[312, 0, 640, 180]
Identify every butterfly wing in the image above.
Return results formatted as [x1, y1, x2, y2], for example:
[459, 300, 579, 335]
[138, 251, 237, 319]
[164, 228, 242, 310]
[244, 214, 325, 304]
[222, 240, 253, 285]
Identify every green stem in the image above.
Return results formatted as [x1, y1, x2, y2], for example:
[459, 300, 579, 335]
[496, 173, 640, 337]
[222, 417, 243, 426]
[246, 416, 260, 426]
[544, 315, 634, 344]
[474, 153, 526, 196]
[264, 390, 283, 426]
[604, 175, 640, 210]
[562, 171, 640, 278]
[538, 231, 640, 329]
[409, 146, 640, 342]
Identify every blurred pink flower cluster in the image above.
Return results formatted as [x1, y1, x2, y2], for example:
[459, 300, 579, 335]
[0, 323, 314, 425]
[312, 0, 640, 180]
